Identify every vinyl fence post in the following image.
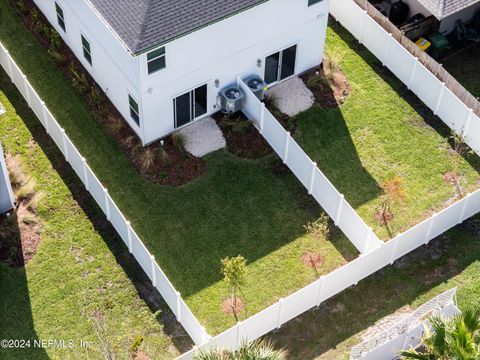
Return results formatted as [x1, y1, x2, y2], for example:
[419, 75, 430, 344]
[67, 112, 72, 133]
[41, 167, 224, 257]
[61, 129, 69, 161]
[316, 275, 325, 306]
[176, 291, 182, 322]
[408, 57, 419, 90]
[382, 33, 393, 66]
[462, 108, 473, 138]
[44, 105, 50, 135]
[354, 254, 365, 285]
[126, 221, 133, 253]
[276, 298, 284, 329]
[390, 235, 400, 264]
[104, 188, 110, 220]
[335, 194, 344, 226]
[260, 103, 265, 135]
[236, 321, 242, 347]
[201, 328, 211, 345]
[359, 10, 368, 44]
[308, 161, 317, 195]
[5, 51, 13, 80]
[40, 101, 47, 129]
[82, 157, 89, 190]
[424, 213, 437, 245]
[150, 255, 157, 287]
[434, 82, 445, 115]
[363, 227, 374, 253]
[458, 193, 471, 224]
[283, 131, 290, 164]
[22, 75, 31, 106]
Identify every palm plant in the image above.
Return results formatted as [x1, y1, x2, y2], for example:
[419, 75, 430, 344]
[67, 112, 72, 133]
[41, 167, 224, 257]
[401, 307, 480, 360]
[194, 339, 286, 360]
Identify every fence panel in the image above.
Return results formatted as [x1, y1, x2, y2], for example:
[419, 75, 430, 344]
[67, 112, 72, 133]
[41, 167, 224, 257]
[387, 41, 415, 85]
[285, 139, 313, 188]
[318, 257, 361, 304]
[428, 201, 463, 240]
[180, 302, 207, 346]
[106, 196, 129, 246]
[466, 114, 480, 154]
[436, 88, 469, 133]
[336, 201, 371, 253]
[357, 241, 395, 280]
[64, 137, 85, 183]
[362, 17, 388, 60]
[340, 0, 364, 40]
[311, 168, 341, 216]
[130, 230, 152, 279]
[279, 281, 318, 325]
[410, 64, 443, 110]
[154, 266, 179, 317]
[46, 111, 66, 156]
[26, 85, 46, 128]
[392, 219, 430, 261]
[238, 303, 279, 343]
[262, 111, 286, 156]
[9, 61, 26, 97]
[85, 165, 107, 213]
[462, 190, 480, 220]
[239, 81, 262, 123]
[209, 325, 238, 350]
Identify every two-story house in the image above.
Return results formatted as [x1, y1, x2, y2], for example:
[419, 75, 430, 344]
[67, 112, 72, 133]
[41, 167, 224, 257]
[33, 0, 329, 145]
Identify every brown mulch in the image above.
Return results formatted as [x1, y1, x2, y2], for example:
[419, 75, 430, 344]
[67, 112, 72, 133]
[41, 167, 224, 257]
[301, 251, 324, 268]
[15, 0, 206, 186]
[222, 297, 244, 315]
[213, 112, 272, 159]
[0, 205, 42, 268]
[375, 208, 393, 225]
[443, 170, 459, 185]
[300, 66, 351, 109]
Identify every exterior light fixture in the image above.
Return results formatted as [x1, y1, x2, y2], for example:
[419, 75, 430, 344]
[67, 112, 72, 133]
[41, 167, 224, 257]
[215, 79, 220, 88]
[257, 59, 262, 68]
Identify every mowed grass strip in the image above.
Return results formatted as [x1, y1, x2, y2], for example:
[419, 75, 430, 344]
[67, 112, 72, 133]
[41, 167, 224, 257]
[0, 70, 182, 359]
[293, 20, 480, 240]
[0, 0, 358, 334]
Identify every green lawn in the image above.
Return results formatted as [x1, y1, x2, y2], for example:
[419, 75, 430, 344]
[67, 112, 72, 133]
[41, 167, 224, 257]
[293, 21, 480, 240]
[0, 0, 358, 335]
[266, 214, 480, 359]
[443, 45, 480, 99]
[0, 71, 184, 359]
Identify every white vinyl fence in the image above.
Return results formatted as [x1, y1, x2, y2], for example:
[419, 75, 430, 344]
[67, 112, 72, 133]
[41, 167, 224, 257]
[238, 77, 382, 254]
[330, 0, 480, 157]
[0, 42, 210, 346]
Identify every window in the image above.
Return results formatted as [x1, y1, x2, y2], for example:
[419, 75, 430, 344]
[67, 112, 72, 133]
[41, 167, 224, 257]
[81, 35, 92, 65]
[264, 45, 297, 84]
[55, 2, 65, 32]
[173, 84, 208, 128]
[308, 0, 323, 6]
[147, 47, 166, 74]
[129, 95, 140, 126]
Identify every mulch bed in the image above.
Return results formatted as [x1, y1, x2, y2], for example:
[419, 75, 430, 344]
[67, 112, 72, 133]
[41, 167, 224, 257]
[14, 0, 206, 186]
[375, 208, 393, 225]
[213, 112, 272, 159]
[301, 251, 324, 268]
[222, 297, 244, 315]
[300, 66, 351, 109]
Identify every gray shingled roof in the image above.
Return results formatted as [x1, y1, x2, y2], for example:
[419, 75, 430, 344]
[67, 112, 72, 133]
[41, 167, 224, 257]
[88, 0, 267, 54]
[416, 0, 480, 19]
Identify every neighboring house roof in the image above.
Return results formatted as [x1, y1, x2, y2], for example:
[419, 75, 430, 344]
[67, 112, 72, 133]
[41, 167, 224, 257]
[88, 0, 267, 54]
[415, 0, 480, 20]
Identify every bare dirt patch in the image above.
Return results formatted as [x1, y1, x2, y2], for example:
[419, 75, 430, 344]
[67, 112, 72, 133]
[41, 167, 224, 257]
[443, 170, 459, 185]
[301, 66, 351, 109]
[213, 112, 272, 159]
[301, 251, 325, 268]
[222, 297, 244, 315]
[375, 208, 393, 225]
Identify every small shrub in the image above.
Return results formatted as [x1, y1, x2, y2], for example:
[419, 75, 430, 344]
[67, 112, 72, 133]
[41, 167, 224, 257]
[306, 74, 324, 89]
[323, 45, 346, 85]
[303, 213, 330, 240]
[195, 339, 286, 360]
[16, 0, 26, 14]
[7, 154, 26, 188]
[69, 62, 89, 94]
[29, 8, 43, 33]
[88, 86, 104, 111]
[47, 49, 66, 65]
[20, 214, 38, 226]
[138, 148, 155, 173]
[171, 133, 187, 153]
[15, 178, 37, 202]
[26, 191, 45, 212]
[120, 135, 136, 150]
[221, 255, 247, 321]
[158, 146, 170, 165]
[47, 28, 61, 51]
[376, 176, 406, 237]
[129, 334, 144, 353]
[105, 116, 124, 135]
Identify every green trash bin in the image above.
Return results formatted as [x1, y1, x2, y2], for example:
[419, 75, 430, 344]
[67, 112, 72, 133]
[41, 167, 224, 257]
[429, 32, 449, 58]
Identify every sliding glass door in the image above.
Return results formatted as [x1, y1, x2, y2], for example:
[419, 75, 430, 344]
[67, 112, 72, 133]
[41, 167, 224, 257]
[173, 84, 207, 128]
[264, 45, 297, 85]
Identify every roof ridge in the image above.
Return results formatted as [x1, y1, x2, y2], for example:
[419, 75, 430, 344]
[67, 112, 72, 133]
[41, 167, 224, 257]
[132, 0, 155, 52]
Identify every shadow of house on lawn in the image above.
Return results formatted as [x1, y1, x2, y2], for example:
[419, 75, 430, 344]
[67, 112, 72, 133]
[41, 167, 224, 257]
[0, 214, 49, 360]
[265, 214, 480, 359]
[0, 68, 194, 354]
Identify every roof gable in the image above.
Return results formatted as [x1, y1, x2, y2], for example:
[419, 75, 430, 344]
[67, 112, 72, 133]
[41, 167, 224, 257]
[88, 0, 267, 54]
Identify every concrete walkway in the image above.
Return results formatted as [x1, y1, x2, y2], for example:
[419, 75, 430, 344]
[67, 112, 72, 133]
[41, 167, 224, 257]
[267, 77, 315, 117]
[177, 117, 226, 158]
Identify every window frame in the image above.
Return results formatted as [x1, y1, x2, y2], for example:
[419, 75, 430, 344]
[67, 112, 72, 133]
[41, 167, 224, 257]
[128, 94, 140, 126]
[55, 2, 66, 32]
[81, 34, 92, 66]
[147, 47, 166, 75]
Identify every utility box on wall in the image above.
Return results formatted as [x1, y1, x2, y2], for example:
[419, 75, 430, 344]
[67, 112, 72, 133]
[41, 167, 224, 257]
[0, 142, 15, 214]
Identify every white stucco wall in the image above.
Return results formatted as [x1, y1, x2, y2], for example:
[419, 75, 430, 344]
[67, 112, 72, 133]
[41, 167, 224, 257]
[34, 0, 328, 145]
[403, 0, 432, 18]
[139, 0, 329, 144]
[32, 0, 144, 140]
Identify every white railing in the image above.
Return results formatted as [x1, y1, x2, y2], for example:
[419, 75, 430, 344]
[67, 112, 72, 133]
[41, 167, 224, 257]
[238, 77, 382, 254]
[330, 0, 480, 157]
[0, 42, 210, 346]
